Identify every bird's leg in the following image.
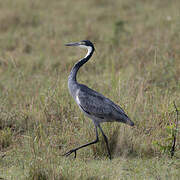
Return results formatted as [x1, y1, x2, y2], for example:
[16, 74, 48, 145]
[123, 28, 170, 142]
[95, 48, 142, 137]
[63, 124, 99, 158]
[98, 124, 111, 160]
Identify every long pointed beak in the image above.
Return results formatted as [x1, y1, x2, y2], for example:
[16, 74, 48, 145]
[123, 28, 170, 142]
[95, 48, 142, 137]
[65, 42, 80, 46]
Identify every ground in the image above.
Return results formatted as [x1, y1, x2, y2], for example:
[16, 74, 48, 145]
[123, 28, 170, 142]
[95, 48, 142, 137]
[0, 0, 180, 179]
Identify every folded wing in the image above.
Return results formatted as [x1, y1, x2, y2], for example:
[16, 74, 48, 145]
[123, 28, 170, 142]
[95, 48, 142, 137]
[76, 85, 129, 122]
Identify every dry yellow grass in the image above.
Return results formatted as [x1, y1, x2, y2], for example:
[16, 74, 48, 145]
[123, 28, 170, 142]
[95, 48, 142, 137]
[0, 0, 179, 179]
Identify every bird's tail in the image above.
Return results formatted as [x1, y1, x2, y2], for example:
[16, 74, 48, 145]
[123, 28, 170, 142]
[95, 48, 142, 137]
[125, 117, 134, 126]
[116, 114, 134, 126]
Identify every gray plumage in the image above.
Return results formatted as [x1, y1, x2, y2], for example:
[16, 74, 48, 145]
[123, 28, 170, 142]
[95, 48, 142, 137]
[63, 40, 134, 159]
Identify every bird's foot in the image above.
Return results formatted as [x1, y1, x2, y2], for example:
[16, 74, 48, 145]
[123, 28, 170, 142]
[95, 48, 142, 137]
[63, 149, 77, 158]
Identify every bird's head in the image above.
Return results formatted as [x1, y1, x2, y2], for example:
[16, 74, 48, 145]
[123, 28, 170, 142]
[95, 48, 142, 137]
[65, 40, 95, 51]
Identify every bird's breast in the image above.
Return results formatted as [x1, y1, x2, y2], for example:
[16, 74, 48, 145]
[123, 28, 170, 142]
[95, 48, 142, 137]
[75, 94, 81, 105]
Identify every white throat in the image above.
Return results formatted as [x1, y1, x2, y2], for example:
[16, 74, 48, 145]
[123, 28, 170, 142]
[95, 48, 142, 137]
[79, 45, 93, 58]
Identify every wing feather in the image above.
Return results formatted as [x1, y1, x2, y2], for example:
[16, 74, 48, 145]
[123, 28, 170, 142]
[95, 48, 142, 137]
[73, 84, 133, 125]
[76, 87, 112, 119]
[76, 85, 128, 121]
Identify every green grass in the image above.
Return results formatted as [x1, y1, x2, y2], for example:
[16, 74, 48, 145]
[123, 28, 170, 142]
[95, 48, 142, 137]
[0, 0, 180, 179]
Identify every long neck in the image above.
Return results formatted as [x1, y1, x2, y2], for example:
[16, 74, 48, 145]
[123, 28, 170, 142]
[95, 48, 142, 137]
[68, 46, 94, 82]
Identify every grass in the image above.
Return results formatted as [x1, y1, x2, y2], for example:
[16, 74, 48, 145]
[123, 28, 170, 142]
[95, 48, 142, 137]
[0, 0, 180, 179]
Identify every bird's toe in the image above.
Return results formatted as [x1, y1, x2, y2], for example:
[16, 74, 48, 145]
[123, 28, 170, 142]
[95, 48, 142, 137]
[63, 149, 77, 158]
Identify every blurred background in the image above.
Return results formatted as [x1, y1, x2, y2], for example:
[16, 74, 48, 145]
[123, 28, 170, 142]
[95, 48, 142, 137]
[0, 0, 179, 179]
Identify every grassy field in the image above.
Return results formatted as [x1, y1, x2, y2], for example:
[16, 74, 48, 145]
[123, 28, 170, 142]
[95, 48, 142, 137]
[0, 0, 180, 179]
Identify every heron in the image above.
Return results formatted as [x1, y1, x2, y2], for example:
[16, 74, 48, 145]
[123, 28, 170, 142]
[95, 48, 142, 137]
[63, 40, 134, 160]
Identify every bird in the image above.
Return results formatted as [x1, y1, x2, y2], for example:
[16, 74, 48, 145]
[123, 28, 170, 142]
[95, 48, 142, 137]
[63, 40, 134, 160]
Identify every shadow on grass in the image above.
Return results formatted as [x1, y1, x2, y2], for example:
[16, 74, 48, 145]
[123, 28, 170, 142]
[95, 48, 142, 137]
[108, 125, 157, 159]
